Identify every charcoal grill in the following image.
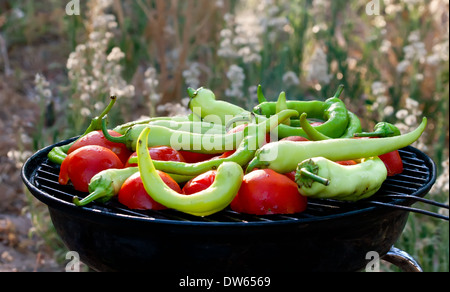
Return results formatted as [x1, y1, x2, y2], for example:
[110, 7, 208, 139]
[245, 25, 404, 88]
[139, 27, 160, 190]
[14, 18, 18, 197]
[22, 138, 447, 272]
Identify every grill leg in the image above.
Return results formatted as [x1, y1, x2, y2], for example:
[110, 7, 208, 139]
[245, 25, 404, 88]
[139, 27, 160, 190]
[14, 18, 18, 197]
[382, 246, 423, 272]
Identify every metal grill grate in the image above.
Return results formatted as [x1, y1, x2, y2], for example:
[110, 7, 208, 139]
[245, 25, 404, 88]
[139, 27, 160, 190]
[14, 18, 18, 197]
[31, 146, 441, 224]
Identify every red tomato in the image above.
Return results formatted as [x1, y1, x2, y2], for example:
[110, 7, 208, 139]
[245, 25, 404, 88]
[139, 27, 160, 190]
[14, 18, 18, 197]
[125, 146, 185, 167]
[68, 130, 132, 165]
[182, 170, 217, 195]
[59, 145, 124, 192]
[379, 150, 403, 176]
[177, 151, 218, 163]
[231, 169, 307, 215]
[353, 137, 403, 176]
[118, 171, 181, 210]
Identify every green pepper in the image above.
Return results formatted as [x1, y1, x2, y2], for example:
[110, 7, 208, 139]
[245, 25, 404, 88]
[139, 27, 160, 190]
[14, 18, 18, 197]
[254, 85, 349, 138]
[126, 110, 297, 176]
[354, 122, 401, 138]
[137, 127, 244, 217]
[113, 115, 192, 134]
[73, 167, 139, 206]
[102, 109, 298, 154]
[246, 117, 427, 173]
[189, 86, 350, 139]
[299, 112, 362, 140]
[188, 87, 248, 125]
[47, 96, 117, 164]
[295, 156, 387, 201]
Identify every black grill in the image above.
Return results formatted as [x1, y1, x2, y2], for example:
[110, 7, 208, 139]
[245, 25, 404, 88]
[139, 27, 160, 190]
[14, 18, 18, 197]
[30, 146, 443, 223]
[23, 140, 448, 272]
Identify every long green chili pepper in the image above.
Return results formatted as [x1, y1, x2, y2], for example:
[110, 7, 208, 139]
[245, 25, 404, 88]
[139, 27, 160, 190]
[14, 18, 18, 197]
[246, 117, 427, 173]
[295, 156, 387, 201]
[102, 109, 298, 153]
[354, 121, 401, 138]
[300, 111, 362, 140]
[137, 128, 244, 217]
[112, 115, 193, 134]
[126, 110, 297, 176]
[47, 96, 117, 164]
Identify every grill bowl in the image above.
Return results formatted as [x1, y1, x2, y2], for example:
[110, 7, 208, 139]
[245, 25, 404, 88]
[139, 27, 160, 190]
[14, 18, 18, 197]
[22, 138, 436, 272]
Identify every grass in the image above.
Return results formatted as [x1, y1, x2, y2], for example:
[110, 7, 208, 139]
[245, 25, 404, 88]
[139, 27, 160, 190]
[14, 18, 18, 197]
[2, 0, 448, 271]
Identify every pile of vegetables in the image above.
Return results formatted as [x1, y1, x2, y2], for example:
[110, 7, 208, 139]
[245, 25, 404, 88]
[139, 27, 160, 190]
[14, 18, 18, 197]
[48, 86, 427, 217]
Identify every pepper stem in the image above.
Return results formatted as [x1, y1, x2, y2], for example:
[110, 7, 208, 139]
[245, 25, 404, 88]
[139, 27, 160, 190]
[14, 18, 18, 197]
[333, 84, 345, 99]
[187, 87, 196, 98]
[101, 115, 127, 144]
[73, 188, 107, 206]
[257, 84, 267, 103]
[83, 96, 117, 135]
[298, 168, 330, 186]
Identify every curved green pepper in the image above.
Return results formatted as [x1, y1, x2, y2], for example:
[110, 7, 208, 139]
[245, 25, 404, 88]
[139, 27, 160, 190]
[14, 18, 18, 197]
[295, 156, 387, 201]
[246, 117, 427, 173]
[137, 127, 244, 217]
[299, 111, 362, 140]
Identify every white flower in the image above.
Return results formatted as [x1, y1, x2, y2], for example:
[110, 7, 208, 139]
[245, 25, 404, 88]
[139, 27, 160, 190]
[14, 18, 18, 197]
[107, 47, 125, 62]
[282, 71, 300, 87]
[306, 46, 332, 85]
[371, 81, 386, 96]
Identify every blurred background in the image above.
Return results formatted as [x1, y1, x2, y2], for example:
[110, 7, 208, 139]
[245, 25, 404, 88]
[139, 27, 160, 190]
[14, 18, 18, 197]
[0, 0, 448, 271]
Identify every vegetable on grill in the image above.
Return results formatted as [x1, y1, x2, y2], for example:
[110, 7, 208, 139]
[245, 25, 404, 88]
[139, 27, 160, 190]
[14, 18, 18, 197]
[136, 127, 243, 217]
[246, 117, 427, 174]
[59, 145, 124, 193]
[295, 156, 387, 201]
[188, 85, 352, 139]
[126, 109, 298, 176]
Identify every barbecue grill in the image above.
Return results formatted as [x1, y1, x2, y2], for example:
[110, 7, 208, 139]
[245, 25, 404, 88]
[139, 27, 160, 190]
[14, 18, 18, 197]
[22, 138, 448, 272]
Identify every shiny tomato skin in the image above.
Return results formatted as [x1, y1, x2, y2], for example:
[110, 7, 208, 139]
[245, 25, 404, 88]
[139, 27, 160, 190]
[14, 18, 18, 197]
[59, 145, 124, 192]
[182, 170, 217, 195]
[118, 171, 181, 210]
[125, 146, 186, 167]
[231, 169, 307, 215]
[177, 151, 217, 163]
[379, 150, 403, 176]
[68, 130, 132, 165]
[353, 137, 403, 176]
